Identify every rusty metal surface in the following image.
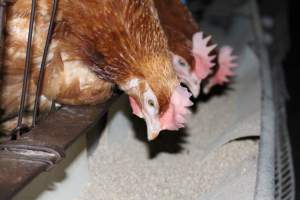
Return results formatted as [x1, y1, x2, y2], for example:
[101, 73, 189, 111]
[0, 155, 47, 200]
[0, 95, 117, 200]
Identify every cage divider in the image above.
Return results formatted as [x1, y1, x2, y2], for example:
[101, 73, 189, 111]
[14, 0, 37, 139]
[32, 0, 58, 128]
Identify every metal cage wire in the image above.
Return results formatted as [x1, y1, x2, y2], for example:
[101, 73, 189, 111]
[0, 0, 58, 139]
[0, 1, 112, 199]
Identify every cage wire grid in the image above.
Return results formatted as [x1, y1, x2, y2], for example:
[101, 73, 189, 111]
[0, 0, 58, 139]
[250, 0, 295, 200]
[273, 66, 295, 200]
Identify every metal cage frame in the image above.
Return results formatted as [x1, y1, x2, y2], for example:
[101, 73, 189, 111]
[251, 1, 295, 200]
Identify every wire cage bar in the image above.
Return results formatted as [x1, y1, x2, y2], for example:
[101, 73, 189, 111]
[251, 0, 295, 200]
[6, 0, 58, 139]
[31, 0, 58, 128]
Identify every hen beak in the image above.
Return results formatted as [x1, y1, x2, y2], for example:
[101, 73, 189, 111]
[187, 81, 200, 98]
[143, 114, 161, 141]
[181, 73, 201, 98]
[203, 80, 213, 95]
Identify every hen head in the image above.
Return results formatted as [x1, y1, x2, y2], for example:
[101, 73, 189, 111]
[171, 53, 200, 98]
[61, 0, 193, 141]
[163, 26, 200, 97]
[121, 72, 193, 141]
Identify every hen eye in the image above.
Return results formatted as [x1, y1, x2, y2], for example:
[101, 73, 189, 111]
[148, 99, 155, 107]
[178, 59, 186, 67]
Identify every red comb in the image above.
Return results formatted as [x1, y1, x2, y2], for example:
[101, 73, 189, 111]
[204, 46, 237, 94]
[213, 46, 237, 84]
[192, 32, 217, 80]
[160, 85, 193, 130]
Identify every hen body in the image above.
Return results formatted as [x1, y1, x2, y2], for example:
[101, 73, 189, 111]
[1, 0, 114, 119]
[154, 0, 199, 40]
[59, 0, 178, 110]
[1, 0, 192, 139]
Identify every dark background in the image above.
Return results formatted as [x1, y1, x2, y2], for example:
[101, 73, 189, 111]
[283, 0, 299, 198]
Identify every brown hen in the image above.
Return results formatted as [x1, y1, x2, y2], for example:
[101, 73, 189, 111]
[1, 0, 113, 121]
[1, 0, 193, 140]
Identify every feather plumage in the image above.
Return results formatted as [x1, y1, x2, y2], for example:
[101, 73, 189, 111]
[58, 0, 180, 113]
[1, 0, 192, 139]
[153, 0, 199, 39]
[1, 0, 114, 121]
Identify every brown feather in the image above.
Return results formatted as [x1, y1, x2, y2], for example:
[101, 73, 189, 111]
[1, 0, 114, 121]
[154, 0, 199, 39]
[58, 0, 179, 112]
[163, 25, 195, 70]
[153, 0, 219, 74]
